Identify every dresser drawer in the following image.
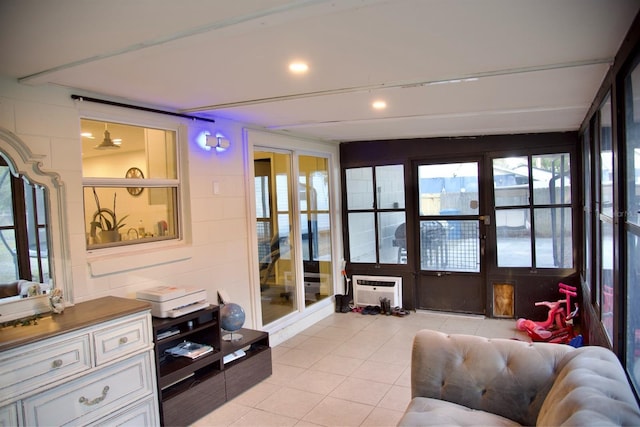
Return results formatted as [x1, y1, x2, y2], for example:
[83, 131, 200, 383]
[90, 396, 158, 427]
[93, 314, 150, 366]
[0, 334, 91, 403]
[23, 352, 154, 426]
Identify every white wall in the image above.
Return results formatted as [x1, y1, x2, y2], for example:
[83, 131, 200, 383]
[0, 76, 340, 333]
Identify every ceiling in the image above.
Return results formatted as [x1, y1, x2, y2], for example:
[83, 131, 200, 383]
[1, 0, 638, 143]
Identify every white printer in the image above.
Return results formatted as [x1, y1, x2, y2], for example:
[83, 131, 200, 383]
[136, 286, 208, 318]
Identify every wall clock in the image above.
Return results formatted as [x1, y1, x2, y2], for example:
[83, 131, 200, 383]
[125, 167, 144, 196]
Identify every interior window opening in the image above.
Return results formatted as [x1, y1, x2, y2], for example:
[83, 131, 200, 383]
[80, 119, 179, 250]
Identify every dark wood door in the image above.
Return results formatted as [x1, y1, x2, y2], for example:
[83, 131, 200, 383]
[414, 160, 486, 314]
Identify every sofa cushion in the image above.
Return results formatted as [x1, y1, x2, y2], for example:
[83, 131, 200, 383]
[537, 346, 640, 426]
[399, 397, 521, 426]
[410, 330, 574, 426]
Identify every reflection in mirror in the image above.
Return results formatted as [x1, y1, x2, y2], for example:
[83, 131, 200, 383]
[0, 127, 72, 321]
[0, 157, 51, 299]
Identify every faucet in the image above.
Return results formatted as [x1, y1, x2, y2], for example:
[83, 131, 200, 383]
[127, 228, 139, 239]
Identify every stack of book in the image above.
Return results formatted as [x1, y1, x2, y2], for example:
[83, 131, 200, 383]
[166, 341, 213, 359]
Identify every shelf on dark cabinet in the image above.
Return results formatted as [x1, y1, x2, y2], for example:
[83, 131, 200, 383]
[158, 351, 222, 389]
[221, 328, 270, 367]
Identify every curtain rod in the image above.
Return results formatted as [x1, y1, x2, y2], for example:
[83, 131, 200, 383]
[71, 94, 216, 123]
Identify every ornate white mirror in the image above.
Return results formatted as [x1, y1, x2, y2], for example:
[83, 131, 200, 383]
[0, 127, 73, 322]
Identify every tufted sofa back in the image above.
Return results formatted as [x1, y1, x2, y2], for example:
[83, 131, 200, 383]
[411, 330, 573, 426]
[536, 345, 640, 425]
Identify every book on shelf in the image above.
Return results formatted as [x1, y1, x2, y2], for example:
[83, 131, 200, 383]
[223, 349, 246, 364]
[157, 327, 181, 340]
[166, 341, 213, 359]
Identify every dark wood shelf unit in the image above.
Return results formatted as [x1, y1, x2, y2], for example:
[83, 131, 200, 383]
[151, 306, 272, 426]
[221, 328, 270, 366]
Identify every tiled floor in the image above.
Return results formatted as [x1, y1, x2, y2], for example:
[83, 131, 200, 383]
[192, 310, 530, 427]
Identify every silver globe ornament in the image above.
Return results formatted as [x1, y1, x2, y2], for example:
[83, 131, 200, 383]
[220, 302, 246, 341]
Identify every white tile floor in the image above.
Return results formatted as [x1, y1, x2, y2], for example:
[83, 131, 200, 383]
[192, 310, 530, 427]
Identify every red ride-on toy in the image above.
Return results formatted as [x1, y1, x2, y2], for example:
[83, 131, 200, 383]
[516, 282, 579, 344]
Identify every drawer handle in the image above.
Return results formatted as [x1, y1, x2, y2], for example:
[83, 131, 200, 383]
[119, 336, 128, 345]
[78, 386, 109, 406]
[51, 359, 63, 369]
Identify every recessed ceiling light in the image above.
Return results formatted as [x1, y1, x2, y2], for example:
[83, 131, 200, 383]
[81, 132, 94, 139]
[372, 100, 387, 110]
[289, 62, 309, 74]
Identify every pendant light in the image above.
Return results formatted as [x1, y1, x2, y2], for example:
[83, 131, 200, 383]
[94, 124, 120, 150]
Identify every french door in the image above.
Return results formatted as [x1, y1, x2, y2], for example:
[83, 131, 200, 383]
[414, 159, 486, 314]
[254, 149, 334, 326]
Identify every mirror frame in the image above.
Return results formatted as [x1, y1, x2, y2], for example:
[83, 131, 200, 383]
[0, 127, 73, 321]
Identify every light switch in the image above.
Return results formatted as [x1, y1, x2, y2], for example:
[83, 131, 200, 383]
[213, 181, 220, 195]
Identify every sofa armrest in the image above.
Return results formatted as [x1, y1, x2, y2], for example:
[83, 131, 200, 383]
[411, 330, 574, 426]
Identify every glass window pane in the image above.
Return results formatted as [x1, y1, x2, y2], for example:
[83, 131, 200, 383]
[626, 63, 640, 227]
[601, 219, 614, 343]
[29, 227, 49, 282]
[254, 176, 270, 219]
[84, 186, 178, 247]
[532, 153, 571, 205]
[420, 220, 479, 272]
[277, 213, 290, 259]
[418, 162, 479, 215]
[276, 174, 289, 212]
[0, 229, 17, 283]
[34, 184, 47, 223]
[300, 213, 310, 261]
[378, 212, 406, 264]
[299, 154, 332, 306]
[0, 166, 13, 227]
[81, 119, 177, 179]
[346, 167, 373, 210]
[496, 209, 531, 267]
[493, 157, 529, 207]
[534, 208, 573, 268]
[583, 133, 592, 289]
[376, 165, 405, 209]
[627, 231, 640, 392]
[600, 95, 614, 217]
[348, 212, 375, 262]
[314, 213, 331, 261]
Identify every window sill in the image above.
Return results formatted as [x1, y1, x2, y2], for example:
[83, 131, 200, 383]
[87, 243, 192, 277]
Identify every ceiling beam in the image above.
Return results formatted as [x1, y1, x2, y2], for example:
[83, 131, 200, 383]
[182, 58, 613, 113]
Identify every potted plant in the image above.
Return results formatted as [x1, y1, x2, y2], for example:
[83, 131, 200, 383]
[90, 187, 128, 243]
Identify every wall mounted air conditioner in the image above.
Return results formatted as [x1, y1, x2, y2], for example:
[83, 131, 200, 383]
[353, 275, 402, 308]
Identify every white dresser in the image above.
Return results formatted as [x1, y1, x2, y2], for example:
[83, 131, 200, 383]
[0, 296, 159, 426]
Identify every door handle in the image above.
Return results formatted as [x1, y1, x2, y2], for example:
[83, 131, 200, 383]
[479, 215, 491, 225]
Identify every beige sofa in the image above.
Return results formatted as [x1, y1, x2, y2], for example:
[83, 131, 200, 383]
[399, 330, 640, 426]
